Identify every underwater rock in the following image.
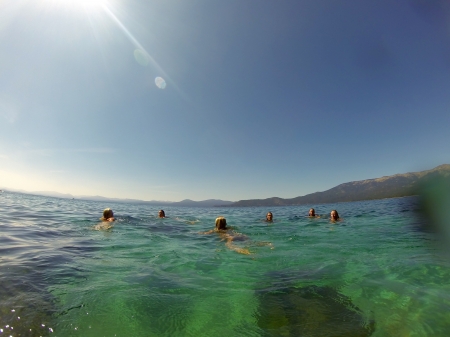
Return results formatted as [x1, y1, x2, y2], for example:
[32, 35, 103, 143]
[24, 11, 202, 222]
[256, 285, 375, 337]
[0, 288, 55, 337]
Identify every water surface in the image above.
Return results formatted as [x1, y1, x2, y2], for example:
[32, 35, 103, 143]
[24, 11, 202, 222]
[1, 192, 449, 336]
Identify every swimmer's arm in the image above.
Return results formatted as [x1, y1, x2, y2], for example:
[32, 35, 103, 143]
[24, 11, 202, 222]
[199, 229, 215, 235]
[225, 240, 251, 255]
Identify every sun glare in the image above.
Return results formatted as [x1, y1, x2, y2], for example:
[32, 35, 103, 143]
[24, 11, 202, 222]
[56, 0, 106, 4]
[42, 0, 109, 13]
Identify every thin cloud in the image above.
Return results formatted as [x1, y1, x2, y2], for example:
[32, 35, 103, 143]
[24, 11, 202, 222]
[0, 99, 19, 124]
[0, 1, 24, 33]
[30, 149, 53, 156]
[29, 148, 116, 156]
[71, 148, 116, 153]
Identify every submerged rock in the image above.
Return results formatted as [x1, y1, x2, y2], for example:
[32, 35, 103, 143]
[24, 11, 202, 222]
[256, 285, 375, 337]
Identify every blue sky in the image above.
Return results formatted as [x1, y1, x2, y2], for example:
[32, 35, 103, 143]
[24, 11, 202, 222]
[0, 0, 449, 201]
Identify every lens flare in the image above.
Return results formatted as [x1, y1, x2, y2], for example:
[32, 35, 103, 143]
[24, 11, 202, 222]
[155, 77, 166, 89]
[133, 49, 149, 66]
[41, 0, 108, 14]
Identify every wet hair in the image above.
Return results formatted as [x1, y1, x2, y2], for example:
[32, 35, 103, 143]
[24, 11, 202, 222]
[331, 210, 339, 219]
[215, 216, 227, 230]
[102, 208, 113, 220]
[309, 208, 315, 216]
[158, 210, 165, 217]
[266, 212, 273, 221]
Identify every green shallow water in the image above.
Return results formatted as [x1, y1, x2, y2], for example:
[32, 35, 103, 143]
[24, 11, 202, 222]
[0, 191, 449, 336]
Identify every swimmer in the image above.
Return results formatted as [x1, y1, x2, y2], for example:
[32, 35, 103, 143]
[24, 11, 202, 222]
[201, 217, 274, 254]
[266, 212, 273, 222]
[330, 210, 340, 221]
[308, 208, 320, 218]
[200, 216, 230, 234]
[214, 216, 228, 231]
[95, 208, 115, 230]
[158, 210, 166, 218]
[201, 217, 251, 255]
[101, 208, 115, 222]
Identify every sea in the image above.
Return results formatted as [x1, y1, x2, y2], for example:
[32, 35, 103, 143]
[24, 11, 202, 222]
[1, 191, 449, 337]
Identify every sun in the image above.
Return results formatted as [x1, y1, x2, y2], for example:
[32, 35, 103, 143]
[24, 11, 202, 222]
[51, 0, 107, 4]
[41, 0, 110, 13]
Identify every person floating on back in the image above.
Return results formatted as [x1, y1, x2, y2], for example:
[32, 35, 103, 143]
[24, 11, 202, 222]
[201, 217, 251, 255]
[201, 217, 273, 255]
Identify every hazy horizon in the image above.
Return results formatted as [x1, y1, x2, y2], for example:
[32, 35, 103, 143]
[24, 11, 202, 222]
[1, 0, 449, 201]
[2, 162, 447, 203]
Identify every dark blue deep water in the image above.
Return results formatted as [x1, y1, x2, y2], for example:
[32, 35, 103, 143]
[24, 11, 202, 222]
[1, 191, 449, 336]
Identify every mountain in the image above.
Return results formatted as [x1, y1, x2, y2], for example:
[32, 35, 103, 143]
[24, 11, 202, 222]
[76, 195, 171, 205]
[4, 164, 449, 207]
[225, 164, 450, 207]
[32, 191, 75, 199]
[171, 199, 234, 207]
[0, 188, 232, 207]
[0, 189, 76, 199]
[75, 197, 232, 207]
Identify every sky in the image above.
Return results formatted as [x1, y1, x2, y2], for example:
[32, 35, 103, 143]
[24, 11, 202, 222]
[0, 0, 449, 202]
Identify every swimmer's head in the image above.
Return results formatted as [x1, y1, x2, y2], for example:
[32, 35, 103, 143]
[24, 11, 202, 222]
[158, 210, 165, 218]
[309, 208, 315, 216]
[103, 208, 114, 220]
[266, 212, 273, 222]
[215, 216, 227, 230]
[330, 210, 339, 220]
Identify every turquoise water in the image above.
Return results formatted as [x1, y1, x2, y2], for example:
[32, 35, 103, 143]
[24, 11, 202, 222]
[1, 191, 449, 336]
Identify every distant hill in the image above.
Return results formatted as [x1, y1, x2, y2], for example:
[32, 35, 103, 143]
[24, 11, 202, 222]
[32, 191, 75, 199]
[75, 197, 233, 207]
[226, 164, 450, 207]
[76, 195, 171, 206]
[171, 199, 234, 207]
[0, 189, 232, 207]
[3, 164, 449, 208]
